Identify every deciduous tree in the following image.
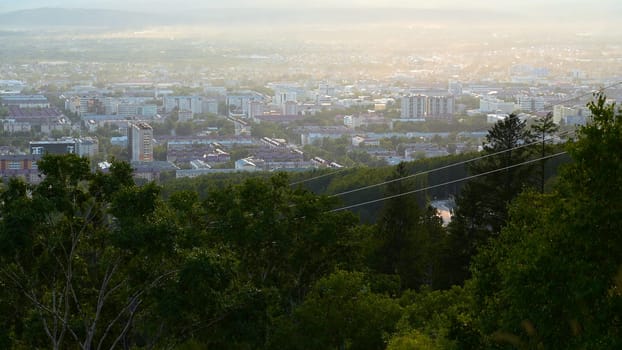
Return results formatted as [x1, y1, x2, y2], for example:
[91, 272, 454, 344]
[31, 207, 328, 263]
[469, 93, 622, 348]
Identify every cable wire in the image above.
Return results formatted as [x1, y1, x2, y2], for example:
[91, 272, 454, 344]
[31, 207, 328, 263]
[466, 81, 622, 126]
[329, 151, 568, 212]
[329, 129, 573, 198]
[289, 167, 351, 186]
[289, 81, 621, 187]
[541, 81, 622, 111]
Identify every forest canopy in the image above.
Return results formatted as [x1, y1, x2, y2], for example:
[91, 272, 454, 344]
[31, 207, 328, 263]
[0, 93, 620, 349]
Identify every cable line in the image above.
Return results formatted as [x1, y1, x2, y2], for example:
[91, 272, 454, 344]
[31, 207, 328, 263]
[289, 167, 351, 186]
[289, 81, 621, 187]
[329, 130, 573, 198]
[329, 151, 568, 212]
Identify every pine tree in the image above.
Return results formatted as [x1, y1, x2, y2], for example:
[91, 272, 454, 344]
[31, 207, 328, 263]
[531, 112, 559, 193]
[443, 114, 536, 285]
[468, 92, 622, 348]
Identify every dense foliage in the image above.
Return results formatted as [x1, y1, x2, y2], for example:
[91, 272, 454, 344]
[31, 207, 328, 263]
[0, 94, 619, 349]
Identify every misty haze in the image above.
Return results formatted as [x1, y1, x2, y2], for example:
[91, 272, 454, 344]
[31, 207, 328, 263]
[0, 1, 621, 349]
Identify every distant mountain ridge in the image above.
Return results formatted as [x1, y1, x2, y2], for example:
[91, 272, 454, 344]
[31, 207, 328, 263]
[0, 8, 166, 28]
[1, 6, 617, 32]
[0, 7, 518, 29]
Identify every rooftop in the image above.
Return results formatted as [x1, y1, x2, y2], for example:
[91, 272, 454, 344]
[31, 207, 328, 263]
[130, 121, 152, 130]
[8, 106, 63, 118]
[1, 94, 48, 102]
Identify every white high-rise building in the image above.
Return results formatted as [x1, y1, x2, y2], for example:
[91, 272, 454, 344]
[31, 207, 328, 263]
[163, 96, 203, 115]
[282, 100, 298, 115]
[65, 96, 104, 116]
[516, 95, 545, 112]
[427, 95, 455, 119]
[75, 137, 99, 158]
[128, 122, 153, 162]
[401, 94, 426, 119]
[318, 83, 336, 97]
[248, 100, 265, 120]
[553, 105, 591, 124]
[103, 97, 118, 115]
[227, 92, 264, 117]
[201, 99, 219, 115]
[273, 90, 297, 106]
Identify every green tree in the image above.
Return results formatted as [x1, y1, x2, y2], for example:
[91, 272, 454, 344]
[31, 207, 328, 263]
[531, 112, 559, 193]
[388, 286, 479, 350]
[176, 121, 196, 136]
[347, 149, 387, 167]
[203, 174, 365, 347]
[387, 330, 439, 350]
[469, 93, 622, 348]
[205, 174, 362, 304]
[369, 163, 444, 290]
[251, 121, 288, 139]
[153, 143, 168, 161]
[0, 155, 244, 349]
[0, 155, 142, 350]
[443, 115, 535, 285]
[271, 270, 402, 350]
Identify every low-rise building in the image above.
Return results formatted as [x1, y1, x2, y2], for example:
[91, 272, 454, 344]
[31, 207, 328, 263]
[480, 96, 516, 114]
[553, 104, 591, 124]
[1, 94, 50, 108]
[351, 135, 380, 147]
[30, 137, 99, 158]
[130, 161, 178, 182]
[293, 126, 354, 146]
[404, 143, 450, 160]
[0, 154, 42, 184]
[2, 120, 32, 134]
[7, 105, 65, 125]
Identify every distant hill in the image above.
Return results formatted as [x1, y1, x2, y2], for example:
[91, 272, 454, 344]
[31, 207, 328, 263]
[0, 8, 169, 28]
[0, 7, 518, 29]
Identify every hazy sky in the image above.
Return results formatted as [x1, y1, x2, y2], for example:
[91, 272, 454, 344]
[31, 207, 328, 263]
[1, 0, 621, 13]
